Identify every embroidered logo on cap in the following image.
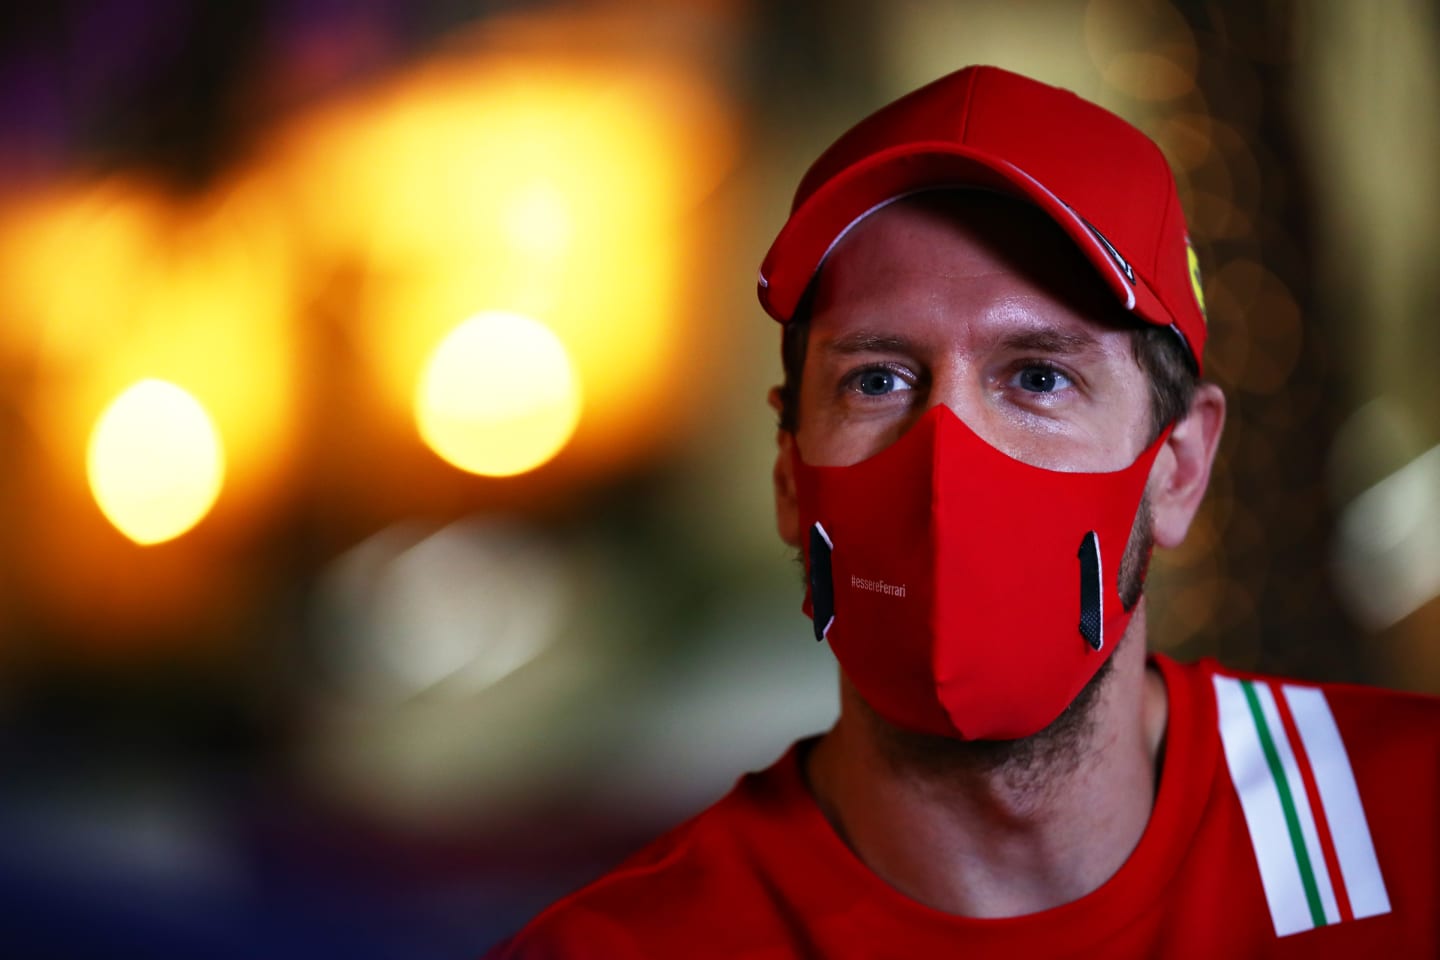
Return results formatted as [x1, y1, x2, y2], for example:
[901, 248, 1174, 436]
[1186, 234, 1207, 324]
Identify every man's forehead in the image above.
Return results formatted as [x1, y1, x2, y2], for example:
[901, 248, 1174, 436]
[807, 193, 1134, 346]
[820, 192, 1111, 288]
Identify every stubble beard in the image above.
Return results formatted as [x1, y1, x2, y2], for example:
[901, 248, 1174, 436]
[858, 495, 1156, 805]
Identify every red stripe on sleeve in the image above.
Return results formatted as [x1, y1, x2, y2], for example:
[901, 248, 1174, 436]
[1272, 681, 1354, 923]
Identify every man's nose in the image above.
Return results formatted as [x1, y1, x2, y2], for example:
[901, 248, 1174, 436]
[920, 367, 985, 431]
[916, 373, 1014, 461]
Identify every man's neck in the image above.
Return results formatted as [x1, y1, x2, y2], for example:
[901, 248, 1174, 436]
[802, 614, 1169, 918]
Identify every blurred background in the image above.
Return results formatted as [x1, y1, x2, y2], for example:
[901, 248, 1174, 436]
[0, 0, 1436, 955]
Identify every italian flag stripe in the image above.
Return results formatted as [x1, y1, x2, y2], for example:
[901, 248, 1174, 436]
[1213, 675, 1389, 937]
[1240, 679, 1334, 927]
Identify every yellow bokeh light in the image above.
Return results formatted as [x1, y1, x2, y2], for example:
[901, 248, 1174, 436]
[0, 176, 298, 513]
[415, 311, 582, 477]
[87, 379, 226, 545]
[502, 179, 572, 258]
[266, 52, 735, 472]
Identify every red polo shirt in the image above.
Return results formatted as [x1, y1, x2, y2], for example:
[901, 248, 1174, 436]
[489, 655, 1440, 958]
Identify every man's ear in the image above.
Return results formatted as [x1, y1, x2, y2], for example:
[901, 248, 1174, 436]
[1149, 381, 1226, 549]
[768, 386, 802, 549]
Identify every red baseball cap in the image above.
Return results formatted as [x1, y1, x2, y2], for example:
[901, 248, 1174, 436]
[758, 65, 1207, 373]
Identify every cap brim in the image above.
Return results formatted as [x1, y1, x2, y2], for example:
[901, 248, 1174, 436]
[758, 143, 1179, 343]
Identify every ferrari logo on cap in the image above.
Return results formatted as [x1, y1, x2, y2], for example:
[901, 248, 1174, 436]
[1186, 235, 1207, 324]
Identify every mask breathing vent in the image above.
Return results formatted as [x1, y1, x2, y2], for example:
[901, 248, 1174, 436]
[810, 523, 836, 641]
[1078, 531, 1103, 651]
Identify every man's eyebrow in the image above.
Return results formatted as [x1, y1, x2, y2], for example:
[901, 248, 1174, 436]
[817, 331, 921, 356]
[1000, 329, 1101, 355]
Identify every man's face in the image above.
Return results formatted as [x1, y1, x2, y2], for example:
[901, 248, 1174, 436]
[778, 193, 1157, 551]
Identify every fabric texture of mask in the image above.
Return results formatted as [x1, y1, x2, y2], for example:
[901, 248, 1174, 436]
[793, 405, 1168, 741]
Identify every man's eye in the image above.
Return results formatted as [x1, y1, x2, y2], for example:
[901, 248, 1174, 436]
[853, 368, 911, 396]
[1015, 365, 1071, 394]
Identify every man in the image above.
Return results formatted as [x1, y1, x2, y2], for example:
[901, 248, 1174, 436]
[490, 65, 1439, 957]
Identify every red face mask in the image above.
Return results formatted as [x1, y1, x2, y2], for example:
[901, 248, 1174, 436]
[793, 404, 1167, 741]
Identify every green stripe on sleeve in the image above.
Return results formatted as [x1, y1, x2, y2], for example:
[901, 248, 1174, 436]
[1241, 679, 1327, 928]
